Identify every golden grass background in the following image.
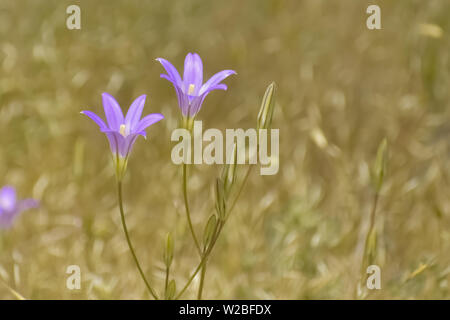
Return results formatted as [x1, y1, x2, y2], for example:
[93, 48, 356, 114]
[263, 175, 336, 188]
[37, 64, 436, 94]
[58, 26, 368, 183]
[0, 0, 449, 299]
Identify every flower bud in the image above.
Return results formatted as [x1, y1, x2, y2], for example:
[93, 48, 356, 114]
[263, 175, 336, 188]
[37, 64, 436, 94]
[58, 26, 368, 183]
[257, 82, 276, 130]
[203, 214, 218, 250]
[166, 279, 176, 300]
[163, 232, 174, 268]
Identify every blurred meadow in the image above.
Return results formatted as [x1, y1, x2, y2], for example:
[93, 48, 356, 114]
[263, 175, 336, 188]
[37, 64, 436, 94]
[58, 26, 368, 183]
[0, 0, 450, 299]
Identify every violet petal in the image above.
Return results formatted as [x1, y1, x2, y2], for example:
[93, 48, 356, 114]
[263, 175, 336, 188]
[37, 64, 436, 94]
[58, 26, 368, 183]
[102, 93, 124, 131]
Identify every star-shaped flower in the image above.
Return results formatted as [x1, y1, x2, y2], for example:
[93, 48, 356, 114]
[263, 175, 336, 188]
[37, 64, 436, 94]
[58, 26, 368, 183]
[157, 53, 236, 119]
[81, 93, 164, 179]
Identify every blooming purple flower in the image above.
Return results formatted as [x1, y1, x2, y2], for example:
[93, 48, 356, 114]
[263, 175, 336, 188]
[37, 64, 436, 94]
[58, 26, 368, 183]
[81, 93, 164, 179]
[156, 53, 236, 118]
[0, 186, 38, 229]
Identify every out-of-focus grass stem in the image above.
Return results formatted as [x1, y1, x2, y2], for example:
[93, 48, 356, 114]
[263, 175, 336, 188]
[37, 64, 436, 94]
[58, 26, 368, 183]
[0, 277, 25, 300]
[164, 264, 170, 296]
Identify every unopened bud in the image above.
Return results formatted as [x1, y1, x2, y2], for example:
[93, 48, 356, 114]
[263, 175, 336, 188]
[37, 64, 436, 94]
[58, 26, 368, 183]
[257, 82, 276, 130]
[203, 214, 218, 250]
[163, 232, 174, 267]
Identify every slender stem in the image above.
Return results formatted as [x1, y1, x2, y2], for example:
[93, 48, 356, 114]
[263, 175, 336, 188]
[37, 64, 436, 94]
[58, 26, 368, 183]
[176, 222, 223, 299]
[117, 181, 158, 300]
[195, 167, 253, 299]
[176, 165, 253, 299]
[197, 258, 207, 299]
[228, 165, 253, 215]
[182, 163, 202, 254]
[175, 251, 209, 299]
[0, 277, 25, 300]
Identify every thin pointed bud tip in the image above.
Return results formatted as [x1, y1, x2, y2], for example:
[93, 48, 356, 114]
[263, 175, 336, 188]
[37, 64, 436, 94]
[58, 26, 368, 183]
[257, 82, 277, 130]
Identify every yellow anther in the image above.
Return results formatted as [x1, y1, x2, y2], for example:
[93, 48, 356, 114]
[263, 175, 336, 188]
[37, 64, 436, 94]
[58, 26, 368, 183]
[188, 84, 195, 95]
[119, 124, 127, 137]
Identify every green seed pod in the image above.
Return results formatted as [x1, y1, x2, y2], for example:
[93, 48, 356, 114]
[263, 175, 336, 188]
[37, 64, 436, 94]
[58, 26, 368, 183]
[163, 232, 174, 268]
[203, 214, 218, 250]
[166, 279, 176, 300]
[372, 138, 388, 192]
[257, 82, 277, 130]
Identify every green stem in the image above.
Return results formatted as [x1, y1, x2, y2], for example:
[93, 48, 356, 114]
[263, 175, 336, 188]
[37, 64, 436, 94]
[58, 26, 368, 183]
[117, 181, 158, 300]
[176, 165, 253, 299]
[196, 167, 253, 299]
[175, 252, 209, 299]
[228, 165, 253, 215]
[182, 163, 202, 254]
[197, 259, 207, 299]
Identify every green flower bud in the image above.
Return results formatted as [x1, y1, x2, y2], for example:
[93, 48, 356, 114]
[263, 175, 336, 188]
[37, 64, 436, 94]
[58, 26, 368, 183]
[203, 214, 218, 250]
[163, 232, 174, 268]
[166, 279, 176, 300]
[257, 82, 277, 130]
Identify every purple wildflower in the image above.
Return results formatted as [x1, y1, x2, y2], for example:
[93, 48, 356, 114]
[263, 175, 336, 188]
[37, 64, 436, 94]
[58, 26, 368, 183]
[156, 53, 236, 119]
[0, 186, 38, 229]
[81, 93, 164, 179]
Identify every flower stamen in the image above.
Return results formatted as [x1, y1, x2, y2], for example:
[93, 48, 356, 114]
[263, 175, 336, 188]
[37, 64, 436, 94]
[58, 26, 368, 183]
[119, 124, 127, 137]
[188, 84, 195, 95]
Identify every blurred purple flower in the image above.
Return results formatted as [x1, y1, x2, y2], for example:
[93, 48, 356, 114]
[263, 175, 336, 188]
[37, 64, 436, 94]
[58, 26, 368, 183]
[0, 186, 38, 229]
[81, 93, 164, 179]
[156, 53, 236, 118]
